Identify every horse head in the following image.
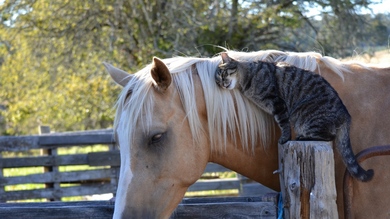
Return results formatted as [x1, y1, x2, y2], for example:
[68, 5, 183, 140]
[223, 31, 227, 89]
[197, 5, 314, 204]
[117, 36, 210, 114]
[104, 58, 211, 218]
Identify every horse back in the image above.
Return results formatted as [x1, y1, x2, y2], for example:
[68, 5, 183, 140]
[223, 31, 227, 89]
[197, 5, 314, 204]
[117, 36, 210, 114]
[320, 64, 390, 218]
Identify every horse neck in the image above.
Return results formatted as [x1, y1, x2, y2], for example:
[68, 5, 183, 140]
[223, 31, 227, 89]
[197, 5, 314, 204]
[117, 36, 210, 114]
[208, 122, 281, 191]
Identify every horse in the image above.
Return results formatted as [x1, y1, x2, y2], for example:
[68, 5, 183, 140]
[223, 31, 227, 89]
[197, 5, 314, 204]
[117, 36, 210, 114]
[103, 50, 390, 219]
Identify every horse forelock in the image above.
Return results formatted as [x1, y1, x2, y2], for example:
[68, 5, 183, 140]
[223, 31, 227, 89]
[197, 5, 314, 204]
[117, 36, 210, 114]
[114, 65, 155, 147]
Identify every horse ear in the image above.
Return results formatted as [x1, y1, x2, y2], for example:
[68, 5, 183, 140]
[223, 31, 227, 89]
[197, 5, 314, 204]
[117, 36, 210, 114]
[103, 62, 133, 87]
[151, 57, 171, 91]
[221, 52, 232, 64]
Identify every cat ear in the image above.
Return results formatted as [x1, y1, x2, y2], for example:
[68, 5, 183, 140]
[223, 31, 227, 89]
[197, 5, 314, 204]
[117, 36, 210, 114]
[151, 57, 172, 91]
[221, 52, 233, 64]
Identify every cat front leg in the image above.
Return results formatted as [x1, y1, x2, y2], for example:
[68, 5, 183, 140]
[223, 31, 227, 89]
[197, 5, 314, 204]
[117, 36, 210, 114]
[273, 102, 291, 144]
[276, 118, 291, 144]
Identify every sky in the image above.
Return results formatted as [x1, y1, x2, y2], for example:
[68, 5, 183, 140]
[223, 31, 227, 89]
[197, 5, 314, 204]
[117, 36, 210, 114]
[360, 0, 389, 14]
[304, 0, 389, 19]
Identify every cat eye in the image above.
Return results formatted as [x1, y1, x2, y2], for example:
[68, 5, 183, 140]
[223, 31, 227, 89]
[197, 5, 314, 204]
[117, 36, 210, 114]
[227, 69, 237, 74]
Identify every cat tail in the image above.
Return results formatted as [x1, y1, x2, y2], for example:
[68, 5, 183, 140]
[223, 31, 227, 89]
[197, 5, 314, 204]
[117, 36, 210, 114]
[336, 120, 374, 182]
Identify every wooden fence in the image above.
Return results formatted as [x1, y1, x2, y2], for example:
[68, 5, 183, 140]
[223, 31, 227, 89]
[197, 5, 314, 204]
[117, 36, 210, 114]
[0, 129, 274, 202]
[0, 129, 279, 218]
[0, 195, 279, 219]
[0, 129, 342, 218]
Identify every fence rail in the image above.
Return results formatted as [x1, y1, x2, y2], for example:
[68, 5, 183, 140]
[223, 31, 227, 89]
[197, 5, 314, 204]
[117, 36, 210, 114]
[0, 195, 279, 219]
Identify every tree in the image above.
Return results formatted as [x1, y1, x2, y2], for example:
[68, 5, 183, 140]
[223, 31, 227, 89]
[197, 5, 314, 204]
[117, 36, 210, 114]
[0, 0, 385, 134]
[0, 1, 119, 134]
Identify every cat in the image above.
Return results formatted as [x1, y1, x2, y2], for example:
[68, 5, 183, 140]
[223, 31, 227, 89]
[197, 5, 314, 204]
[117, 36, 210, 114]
[215, 52, 374, 182]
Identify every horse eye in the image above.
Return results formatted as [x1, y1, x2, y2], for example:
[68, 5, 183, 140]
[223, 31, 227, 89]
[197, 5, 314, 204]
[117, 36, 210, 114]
[124, 90, 133, 102]
[150, 133, 164, 144]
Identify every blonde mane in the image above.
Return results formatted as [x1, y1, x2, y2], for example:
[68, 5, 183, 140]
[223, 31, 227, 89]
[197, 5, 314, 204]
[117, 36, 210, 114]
[114, 50, 353, 152]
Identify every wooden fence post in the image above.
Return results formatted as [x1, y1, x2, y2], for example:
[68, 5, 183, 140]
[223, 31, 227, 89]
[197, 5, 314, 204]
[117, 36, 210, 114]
[39, 126, 61, 201]
[0, 153, 4, 202]
[108, 142, 119, 199]
[278, 141, 338, 219]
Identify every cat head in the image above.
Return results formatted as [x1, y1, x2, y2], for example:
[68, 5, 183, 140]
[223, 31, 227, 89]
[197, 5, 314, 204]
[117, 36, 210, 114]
[216, 52, 239, 90]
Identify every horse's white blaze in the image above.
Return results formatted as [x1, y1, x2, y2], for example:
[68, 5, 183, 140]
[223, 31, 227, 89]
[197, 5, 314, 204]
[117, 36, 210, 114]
[113, 110, 134, 219]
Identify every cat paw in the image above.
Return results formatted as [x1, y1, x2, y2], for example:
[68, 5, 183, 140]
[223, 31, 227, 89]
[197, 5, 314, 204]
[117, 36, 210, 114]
[278, 132, 291, 144]
[278, 138, 289, 144]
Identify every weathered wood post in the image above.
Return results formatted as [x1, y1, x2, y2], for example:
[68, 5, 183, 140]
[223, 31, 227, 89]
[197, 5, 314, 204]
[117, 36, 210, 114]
[278, 141, 338, 219]
[108, 140, 119, 199]
[39, 126, 61, 201]
[0, 153, 4, 202]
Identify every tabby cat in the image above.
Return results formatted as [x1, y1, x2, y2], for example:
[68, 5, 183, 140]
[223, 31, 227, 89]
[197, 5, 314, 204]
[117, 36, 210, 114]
[215, 52, 373, 182]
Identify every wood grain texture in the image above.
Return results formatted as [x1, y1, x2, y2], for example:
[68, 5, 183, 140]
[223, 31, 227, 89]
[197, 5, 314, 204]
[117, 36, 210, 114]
[278, 141, 338, 219]
[0, 195, 278, 219]
[0, 129, 114, 152]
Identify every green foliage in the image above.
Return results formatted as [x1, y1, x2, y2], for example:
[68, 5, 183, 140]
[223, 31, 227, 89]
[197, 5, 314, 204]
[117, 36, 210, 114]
[0, 0, 388, 134]
[0, 1, 121, 134]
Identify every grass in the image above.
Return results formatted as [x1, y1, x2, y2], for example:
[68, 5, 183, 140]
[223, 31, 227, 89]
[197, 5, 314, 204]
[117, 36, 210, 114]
[185, 189, 239, 197]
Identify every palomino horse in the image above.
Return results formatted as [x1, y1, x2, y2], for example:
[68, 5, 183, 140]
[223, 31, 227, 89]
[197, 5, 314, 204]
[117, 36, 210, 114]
[104, 50, 390, 219]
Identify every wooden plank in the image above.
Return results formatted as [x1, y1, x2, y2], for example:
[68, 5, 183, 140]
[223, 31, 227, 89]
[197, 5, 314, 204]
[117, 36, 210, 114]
[39, 134, 115, 147]
[88, 151, 120, 166]
[0, 168, 119, 186]
[0, 201, 114, 219]
[0, 131, 115, 152]
[1, 150, 122, 168]
[2, 184, 116, 201]
[187, 179, 240, 192]
[0, 201, 113, 207]
[0, 154, 88, 168]
[173, 202, 276, 218]
[0, 136, 39, 152]
[278, 141, 338, 219]
[41, 129, 113, 136]
[240, 182, 276, 197]
[0, 194, 278, 206]
[0, 197, 278, 219]
[181, 194, 278, 204]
